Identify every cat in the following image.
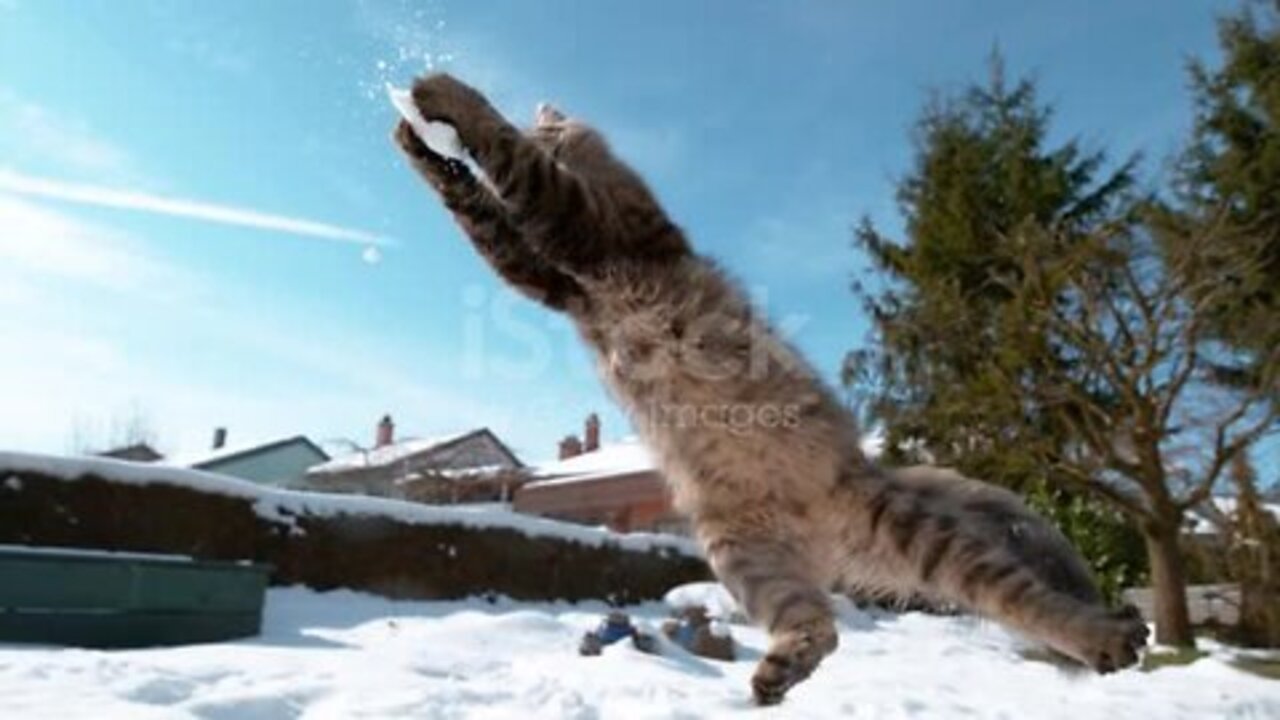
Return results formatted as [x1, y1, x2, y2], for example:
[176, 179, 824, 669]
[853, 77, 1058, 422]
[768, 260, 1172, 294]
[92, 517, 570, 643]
[392, 73, 1149, 705]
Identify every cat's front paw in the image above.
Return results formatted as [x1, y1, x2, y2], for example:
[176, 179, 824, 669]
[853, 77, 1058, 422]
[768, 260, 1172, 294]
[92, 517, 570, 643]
[411, 73, 494, 132]
[393, 120, 469, 187]
[394, 118, 433, 160]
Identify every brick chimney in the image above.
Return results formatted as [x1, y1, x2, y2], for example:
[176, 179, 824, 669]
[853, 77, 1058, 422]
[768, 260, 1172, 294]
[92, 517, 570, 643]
[212, 427, 227, 450]
[376, 414, 395, 449]
[583, 413, 600, 453]
[558, 434, 583, 460]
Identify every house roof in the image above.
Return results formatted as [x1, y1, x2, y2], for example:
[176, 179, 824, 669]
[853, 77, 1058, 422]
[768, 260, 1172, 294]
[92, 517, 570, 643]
[97, 443, 164, 463]
[308, 428, 522, 475]
[167, 435, 329, 470]
[1189, 496, 1280, 535]
[397, 464, 517, 485]
[525, 428, 880, 489]
[528, 437, 657, 487]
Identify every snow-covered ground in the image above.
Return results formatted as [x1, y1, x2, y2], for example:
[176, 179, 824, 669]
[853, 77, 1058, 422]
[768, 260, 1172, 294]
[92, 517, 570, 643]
[1, 586, 1275, 719]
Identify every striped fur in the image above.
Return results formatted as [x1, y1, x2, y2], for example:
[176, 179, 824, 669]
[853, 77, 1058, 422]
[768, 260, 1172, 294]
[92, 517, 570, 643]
[394, 73, 1147, 705]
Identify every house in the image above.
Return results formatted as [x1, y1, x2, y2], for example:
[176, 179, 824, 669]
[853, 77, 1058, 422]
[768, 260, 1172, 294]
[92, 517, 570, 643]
[513, 414, 687, 535]
[1122, 584, 1242, 627]
[1117, 494, 1280, 627]
[167, 428, 330, 488]
[97, 443, 164, 463]
[1185, 495, 1280, 537]
[302, 415, 526, 504]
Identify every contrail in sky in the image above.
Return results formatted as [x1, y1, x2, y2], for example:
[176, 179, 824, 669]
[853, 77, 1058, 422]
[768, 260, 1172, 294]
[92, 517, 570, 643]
[0, 168, 394, 247]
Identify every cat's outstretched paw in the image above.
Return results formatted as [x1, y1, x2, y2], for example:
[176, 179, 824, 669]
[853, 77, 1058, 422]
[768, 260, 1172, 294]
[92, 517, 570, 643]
[394, 118, 432, 159]
[393, 120, 469, 187]
[411, 73, 494, 133]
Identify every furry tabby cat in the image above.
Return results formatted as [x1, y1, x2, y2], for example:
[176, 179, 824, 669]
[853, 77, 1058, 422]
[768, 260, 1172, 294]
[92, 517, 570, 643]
[393, 73, 1148, 705]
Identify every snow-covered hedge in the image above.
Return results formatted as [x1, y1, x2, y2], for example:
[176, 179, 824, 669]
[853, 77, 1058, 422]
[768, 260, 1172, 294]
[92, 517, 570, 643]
[0, 452, 708, 604]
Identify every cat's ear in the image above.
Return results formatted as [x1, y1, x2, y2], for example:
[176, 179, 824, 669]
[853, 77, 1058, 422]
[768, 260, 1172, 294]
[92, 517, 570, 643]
[536, 102, 567, 126]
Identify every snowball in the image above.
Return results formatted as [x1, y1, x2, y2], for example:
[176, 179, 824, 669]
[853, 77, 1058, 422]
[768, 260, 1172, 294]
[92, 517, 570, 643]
[387, 83, 467, 161]
[663, 582, 744, 622]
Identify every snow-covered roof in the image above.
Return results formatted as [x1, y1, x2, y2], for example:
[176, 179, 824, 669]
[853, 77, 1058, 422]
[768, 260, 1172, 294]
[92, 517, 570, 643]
[308, 430, 479, 474]
[0, 451, 696, 556]
[164, 435, 326, 470]
[1189, 496, 1280, 535]
[529, 430, 885, 488]
[531, 437, 656, 485]
[859, 428, 885, 460]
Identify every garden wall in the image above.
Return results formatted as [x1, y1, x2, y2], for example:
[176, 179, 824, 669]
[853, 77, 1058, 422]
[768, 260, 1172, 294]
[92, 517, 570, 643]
[0, 453, 709, 605]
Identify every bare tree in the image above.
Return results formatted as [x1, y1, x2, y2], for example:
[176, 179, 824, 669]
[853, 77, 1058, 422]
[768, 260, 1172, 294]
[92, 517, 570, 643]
[990, 217, 1277, 646]
[67, 402, 160, 455]
[1199, 455, 1280, 646]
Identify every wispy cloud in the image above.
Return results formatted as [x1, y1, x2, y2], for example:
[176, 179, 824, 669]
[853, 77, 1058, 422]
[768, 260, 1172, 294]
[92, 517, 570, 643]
[166, 37, 253, 75]
[0, 195, 475, 457]
[0, 169, 395, 247]
[0, 90, 145, 183]
[0, 193, 190, 295]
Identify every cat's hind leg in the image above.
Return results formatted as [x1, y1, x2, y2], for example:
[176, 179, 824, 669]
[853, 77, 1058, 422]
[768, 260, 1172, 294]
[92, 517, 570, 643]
[871, 467, 1149, 672]
[705, 537, 838, 705]
[970, 577, 1149, 672]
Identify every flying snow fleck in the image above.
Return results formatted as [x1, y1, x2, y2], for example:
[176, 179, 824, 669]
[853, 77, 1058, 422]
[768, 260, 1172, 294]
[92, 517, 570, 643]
[362, 245, 383, 265]
[359, 1, 456, 103]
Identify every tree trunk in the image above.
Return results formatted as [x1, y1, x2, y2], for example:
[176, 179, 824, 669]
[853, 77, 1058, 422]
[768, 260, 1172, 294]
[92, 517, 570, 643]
[1143, 521, 1194, 647]
[1238, 579, 1280, 647]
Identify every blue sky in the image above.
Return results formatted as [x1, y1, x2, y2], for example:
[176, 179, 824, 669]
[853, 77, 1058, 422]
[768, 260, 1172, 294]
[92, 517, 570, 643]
[0, 0, 1247, 465]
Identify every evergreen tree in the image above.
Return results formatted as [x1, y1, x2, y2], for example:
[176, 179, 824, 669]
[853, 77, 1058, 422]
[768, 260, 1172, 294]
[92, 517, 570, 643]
[1167, 0, 1280, 397]
[845, 55, 1144, 605]
[848, 51, 1277, 647]
[848, 55, 1135, 476]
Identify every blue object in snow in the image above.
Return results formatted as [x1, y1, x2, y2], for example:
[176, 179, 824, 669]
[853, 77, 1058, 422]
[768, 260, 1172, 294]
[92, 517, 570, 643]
[674, 622, 697, 647]
[596, 615, 635, 645]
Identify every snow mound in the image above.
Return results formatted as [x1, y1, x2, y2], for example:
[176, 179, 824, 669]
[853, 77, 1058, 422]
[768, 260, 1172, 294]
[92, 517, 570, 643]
[0, 586, 1275, 719]
[664, 581, 743, 621]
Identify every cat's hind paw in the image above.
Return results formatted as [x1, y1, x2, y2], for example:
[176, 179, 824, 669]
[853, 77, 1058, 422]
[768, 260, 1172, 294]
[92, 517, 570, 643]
[1072, 605, 1150, 674]
[750, 622, 837, 705]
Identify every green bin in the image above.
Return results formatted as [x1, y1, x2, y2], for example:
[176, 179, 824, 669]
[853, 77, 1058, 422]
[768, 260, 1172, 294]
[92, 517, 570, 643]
[0, 545, 270, 648]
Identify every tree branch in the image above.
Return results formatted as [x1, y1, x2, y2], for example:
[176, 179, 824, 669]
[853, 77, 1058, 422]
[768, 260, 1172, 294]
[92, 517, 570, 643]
[1177, 399, 1278, 512]
[1048, 460, 1149, 519]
